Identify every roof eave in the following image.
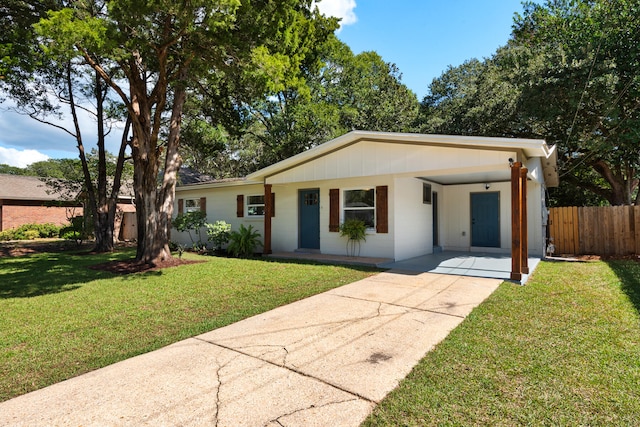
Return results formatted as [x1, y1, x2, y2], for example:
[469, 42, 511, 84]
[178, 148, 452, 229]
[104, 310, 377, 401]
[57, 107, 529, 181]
[176, 178, 263, 191]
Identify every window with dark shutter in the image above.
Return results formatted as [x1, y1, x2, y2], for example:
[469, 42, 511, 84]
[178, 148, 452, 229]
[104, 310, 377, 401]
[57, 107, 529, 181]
[329, 188, 340, 232]
[200, 197, 207, 215]
[236, 195, 244, 217]
[178, 199, 184, 215]
[376, 185, 388, 233]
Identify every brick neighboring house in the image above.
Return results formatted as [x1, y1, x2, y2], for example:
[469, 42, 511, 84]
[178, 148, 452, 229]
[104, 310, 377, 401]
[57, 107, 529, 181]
[0, 174, 138, 241]
[0, 174, 82, 231]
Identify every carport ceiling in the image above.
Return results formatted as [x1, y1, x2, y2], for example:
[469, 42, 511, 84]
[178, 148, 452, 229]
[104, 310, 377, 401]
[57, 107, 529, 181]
[419, 169, 513, 185]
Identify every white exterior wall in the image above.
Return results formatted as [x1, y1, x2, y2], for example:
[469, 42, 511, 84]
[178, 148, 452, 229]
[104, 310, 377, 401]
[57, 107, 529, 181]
[173, 183, 265, 248]
[440, 182, 508, 252]
[439, 180, 545, 256]
[269, 184, 298, 252]
[393, 177, 434, 261]
[528, 180, 546, 257]
[524, 157, 548, 256]
[271, 177, 396, 258]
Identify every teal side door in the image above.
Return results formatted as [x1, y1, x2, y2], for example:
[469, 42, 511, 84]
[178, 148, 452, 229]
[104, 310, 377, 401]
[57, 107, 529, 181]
[471, 192, 500, 248]
[299, 189, 320, 249]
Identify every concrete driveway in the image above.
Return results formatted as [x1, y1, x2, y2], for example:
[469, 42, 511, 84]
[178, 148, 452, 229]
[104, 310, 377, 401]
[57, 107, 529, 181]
[0, 271, 501, 426]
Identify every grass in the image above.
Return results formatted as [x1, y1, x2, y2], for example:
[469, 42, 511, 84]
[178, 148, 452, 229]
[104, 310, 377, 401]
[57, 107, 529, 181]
[0, 249, 379, 402]
[363, 259, 640, 426]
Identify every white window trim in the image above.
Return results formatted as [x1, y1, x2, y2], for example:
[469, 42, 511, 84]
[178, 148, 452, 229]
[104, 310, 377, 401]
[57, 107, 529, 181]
[342, 187, 376, 231]
[184, 198, 201, 213]
[246, 194, 265, 217]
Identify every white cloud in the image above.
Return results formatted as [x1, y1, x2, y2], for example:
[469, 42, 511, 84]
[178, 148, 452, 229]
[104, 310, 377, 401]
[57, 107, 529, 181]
[0, 146, 50, 168]
[315, 0, 357, 28]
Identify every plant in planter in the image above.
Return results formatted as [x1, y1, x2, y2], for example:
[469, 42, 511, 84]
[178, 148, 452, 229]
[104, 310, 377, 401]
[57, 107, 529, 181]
[339, 218, 367, 257]
[206, 220, 231, 253]
[227, 224, 262, 258]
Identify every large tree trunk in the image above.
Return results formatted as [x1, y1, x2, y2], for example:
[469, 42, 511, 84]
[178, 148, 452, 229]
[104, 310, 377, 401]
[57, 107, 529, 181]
[92, 70, 116, 252]
[129, 64, 186, 264]
[592, 160, 638, 206]
[83, 45, 188, 263]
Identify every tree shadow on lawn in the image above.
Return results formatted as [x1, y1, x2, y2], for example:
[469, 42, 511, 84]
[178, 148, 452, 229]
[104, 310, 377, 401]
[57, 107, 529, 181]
[607, 259, 640, 315]
[0, 252, 127, 299]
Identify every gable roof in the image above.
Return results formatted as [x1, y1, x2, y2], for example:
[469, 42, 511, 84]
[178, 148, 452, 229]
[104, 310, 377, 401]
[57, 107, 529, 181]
[247, 131, 558, 187]
[176, 131, 559, 191]
[0, 174, 136, 202]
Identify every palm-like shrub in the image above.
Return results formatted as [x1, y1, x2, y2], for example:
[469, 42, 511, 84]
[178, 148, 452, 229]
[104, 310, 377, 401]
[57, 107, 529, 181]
[227, 224, 262, 258]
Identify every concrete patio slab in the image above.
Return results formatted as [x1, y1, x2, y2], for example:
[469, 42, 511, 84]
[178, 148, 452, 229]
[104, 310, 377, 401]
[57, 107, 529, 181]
[0, 271, 502, 426]
[379, 251, 541, 283]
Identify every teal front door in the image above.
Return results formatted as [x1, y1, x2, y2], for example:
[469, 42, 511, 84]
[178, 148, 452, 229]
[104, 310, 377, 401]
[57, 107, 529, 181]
[471, 192, 500, 248]
[299, 189, 320, 249]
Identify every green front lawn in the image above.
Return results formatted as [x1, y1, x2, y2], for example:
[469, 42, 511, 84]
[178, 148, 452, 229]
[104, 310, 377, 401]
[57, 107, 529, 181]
[0, 250, 378, 402]
[364, 259, 640, 426]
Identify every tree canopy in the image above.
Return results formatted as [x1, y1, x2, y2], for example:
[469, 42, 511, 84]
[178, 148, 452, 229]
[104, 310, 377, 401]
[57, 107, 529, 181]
[2, 0, 135, 252]
[419, 0, 640, 206]
[180, 35, 419, 177]
[19, 0, 337, 262]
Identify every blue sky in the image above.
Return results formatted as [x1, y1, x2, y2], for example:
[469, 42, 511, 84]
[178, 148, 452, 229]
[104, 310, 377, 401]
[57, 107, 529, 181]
[334, 0, 529, 100]
[0, 0, 531, 167]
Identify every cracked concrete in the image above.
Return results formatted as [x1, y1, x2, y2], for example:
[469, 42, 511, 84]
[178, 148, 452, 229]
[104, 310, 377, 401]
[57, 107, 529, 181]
[0, 271, 500, 426]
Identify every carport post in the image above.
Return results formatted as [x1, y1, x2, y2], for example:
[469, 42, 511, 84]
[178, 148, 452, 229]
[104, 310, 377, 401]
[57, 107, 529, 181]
[510, 162, 522, 281]
[520, 167, 529, 274]
[263, 184, 272, 254]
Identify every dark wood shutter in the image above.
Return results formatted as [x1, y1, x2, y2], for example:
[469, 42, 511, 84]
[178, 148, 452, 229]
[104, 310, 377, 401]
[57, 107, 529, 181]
[271, 193, 275, 217]
[236, 195, 244, 217]
[200, 197, 206, 215]
[376, 185, 388, 233]
[329, 188, 340, 232]
[178, 199, 184, 215]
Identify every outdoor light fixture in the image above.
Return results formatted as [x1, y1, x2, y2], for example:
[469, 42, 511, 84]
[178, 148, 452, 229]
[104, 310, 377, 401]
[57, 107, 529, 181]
[485, 183, 491, 190]
[508, 158, 514, 167]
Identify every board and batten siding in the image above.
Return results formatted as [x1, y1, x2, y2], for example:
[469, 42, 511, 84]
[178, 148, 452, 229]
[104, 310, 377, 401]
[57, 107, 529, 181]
[265, 141, 517, 185]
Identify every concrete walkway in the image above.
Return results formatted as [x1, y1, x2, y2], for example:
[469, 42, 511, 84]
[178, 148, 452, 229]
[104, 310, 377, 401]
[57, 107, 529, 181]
[0, 271, 502, 426]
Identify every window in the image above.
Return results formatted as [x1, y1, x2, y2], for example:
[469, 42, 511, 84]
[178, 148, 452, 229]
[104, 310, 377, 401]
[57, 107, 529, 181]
[185, 198, 201, 213]
[344, 189, 375, 228]
[304, 192, 318, 206]
[247, 195, 265, 216]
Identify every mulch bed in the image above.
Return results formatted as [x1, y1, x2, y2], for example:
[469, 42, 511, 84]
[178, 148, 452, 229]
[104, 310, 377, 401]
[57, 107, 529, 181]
[89, 257, 203, 275]
[0, 239, 203, 274]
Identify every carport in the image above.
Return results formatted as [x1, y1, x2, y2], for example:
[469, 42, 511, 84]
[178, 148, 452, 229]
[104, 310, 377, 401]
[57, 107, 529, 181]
[269, 250, 541, 283]
[378, 251, 541, 283]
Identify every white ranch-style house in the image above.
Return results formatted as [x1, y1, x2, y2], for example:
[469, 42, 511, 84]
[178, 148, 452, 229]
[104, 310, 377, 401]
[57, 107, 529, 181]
[174, 131, 558, 280]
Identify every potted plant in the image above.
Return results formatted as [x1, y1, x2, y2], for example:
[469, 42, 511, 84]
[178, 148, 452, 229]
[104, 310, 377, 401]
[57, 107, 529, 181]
[339, 218, 367, 257]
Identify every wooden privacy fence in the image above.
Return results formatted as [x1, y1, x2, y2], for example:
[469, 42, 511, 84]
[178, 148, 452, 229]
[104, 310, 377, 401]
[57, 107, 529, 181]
[548, 206, 640, 255]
